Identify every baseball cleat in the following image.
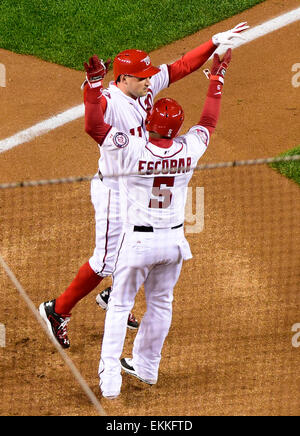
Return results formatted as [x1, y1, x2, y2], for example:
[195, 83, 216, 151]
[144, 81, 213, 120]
[96, 287, 139, 330]
[100, 385, 120, 400]
[102, 393, 120, 400]
[120, 358, 157, 385]
[96, 286, 111, 310]
[39, 300, 71, 349]
[100, 383, 120, 400]
[127, 312, 139, 330]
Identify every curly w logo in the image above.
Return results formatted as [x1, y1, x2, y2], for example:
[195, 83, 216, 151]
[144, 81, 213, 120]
[141, 56, 150, 66]
[0, 63, 6, 87]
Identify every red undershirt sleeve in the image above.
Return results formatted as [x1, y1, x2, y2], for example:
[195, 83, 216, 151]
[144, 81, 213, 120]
[168, 39, 216, 84]
[84, 85, 111, 145]
[199, 80, 223, 134]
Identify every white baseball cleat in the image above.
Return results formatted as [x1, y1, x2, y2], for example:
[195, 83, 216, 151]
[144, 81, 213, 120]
[101, 391, 120, 400]
[99, 378, 120, 400]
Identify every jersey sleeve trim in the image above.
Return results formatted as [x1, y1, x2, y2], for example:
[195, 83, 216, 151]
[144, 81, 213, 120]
[98, 125, 113, 146]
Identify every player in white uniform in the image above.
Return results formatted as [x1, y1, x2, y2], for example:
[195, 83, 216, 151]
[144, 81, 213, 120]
[39, 23, 249, 349]
[83, 47, 232, 398]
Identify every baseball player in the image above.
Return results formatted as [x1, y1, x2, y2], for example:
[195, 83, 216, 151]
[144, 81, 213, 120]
[83, 46, 232, 398]
[39, 22, 249, 349]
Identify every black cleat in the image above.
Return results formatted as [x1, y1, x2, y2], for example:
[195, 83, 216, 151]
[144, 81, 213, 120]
[120, 358, 157, 385]
[39, 300, 71, 349]
[127, 312, 139, 330]
[96, 286, 111, 310]
[96, 287, 139, 330]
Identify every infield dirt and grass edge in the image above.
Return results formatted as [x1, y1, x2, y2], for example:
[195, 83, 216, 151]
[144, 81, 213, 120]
[0, 0, 266, 70]
[269, 146, 300, 185]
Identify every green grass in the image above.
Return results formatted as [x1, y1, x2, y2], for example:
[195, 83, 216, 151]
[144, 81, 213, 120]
[269, 146, 300, 186]
[0, 0, 265, 70]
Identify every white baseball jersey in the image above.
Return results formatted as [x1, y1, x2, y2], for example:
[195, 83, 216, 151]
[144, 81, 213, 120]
[89, 65, 170, 275]
[99, 64, 170, 190]
[101, 125, 210, 228]
[99, 123, 210, 398]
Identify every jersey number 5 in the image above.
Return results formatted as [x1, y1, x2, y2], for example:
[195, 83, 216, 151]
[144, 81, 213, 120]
[148, 177, 174, 209]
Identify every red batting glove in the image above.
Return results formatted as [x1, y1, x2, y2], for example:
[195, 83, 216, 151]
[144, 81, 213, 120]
[203, 48, 232, 84]
[211, 48, 232, 81]
[83, 55, 110, 88]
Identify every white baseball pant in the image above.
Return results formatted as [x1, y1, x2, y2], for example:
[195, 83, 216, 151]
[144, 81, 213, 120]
[89, 175, 123, 277]
[99, 225, 192, 397]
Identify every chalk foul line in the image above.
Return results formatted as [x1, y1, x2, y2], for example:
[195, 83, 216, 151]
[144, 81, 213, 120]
[0, 253, 107, 416]
[0, 104, 84, 153]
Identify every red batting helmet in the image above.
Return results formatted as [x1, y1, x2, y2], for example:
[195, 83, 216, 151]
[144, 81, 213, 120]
[146, 98, 184, 138]
[113, 49, 160, 81]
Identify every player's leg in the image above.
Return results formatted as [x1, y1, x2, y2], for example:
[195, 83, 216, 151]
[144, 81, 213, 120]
[89, 177, 121, 277]
[39, 176, 134, 348]
[99, 232, 149, 397]
[130, 244, 183, 382]
[96, 286, 139, 329]
[91, 179, 139, 328]
[38, 176, 105, 347]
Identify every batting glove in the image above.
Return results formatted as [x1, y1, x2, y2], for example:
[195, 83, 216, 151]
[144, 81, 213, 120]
[83, 55, 111, 88]
[204, 48, 232, 84]
[212, 22, 250, 46]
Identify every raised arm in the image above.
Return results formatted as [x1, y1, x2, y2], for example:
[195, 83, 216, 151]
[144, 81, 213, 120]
[83, 56, 112, 144]
[198, 48, 232, 134]
[168, 22, 247, 85]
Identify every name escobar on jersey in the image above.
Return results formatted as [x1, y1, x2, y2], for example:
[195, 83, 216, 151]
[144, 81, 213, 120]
[138, 157, 192, 175]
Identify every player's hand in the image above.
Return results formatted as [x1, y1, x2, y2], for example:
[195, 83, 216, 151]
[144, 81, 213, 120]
[211, 48, 232, 78]
[212, 22, 250, 46]
[83, 55, 109, 88]
[203, 49, 232, 83]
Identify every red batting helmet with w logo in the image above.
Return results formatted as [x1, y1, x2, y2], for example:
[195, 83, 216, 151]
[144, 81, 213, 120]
[113, 49, 160, 81]
[146, 98, 184, 138]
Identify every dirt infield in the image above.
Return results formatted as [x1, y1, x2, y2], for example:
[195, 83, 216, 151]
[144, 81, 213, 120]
[0, 0, 299, 416]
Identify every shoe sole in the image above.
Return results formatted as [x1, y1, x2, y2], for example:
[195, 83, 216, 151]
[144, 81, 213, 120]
[96, 297, 139, 330]
[102, 393, 120, 400]
[127, 324, 138, 330]
[39, 303, 56, 342]
[95, 295, 108, 310]
[120, 359, 156, 385]
[99, 380, 120, 399]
